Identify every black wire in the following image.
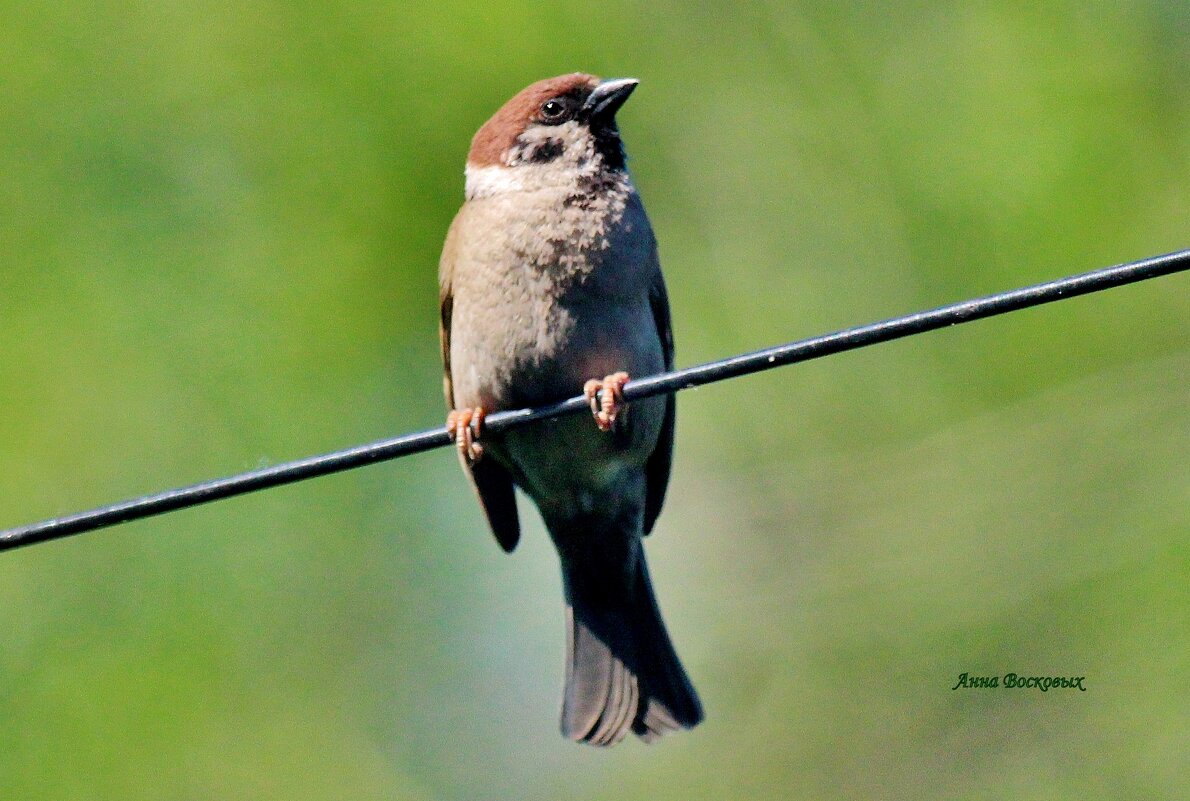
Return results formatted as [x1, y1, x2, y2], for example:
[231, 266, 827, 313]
[2, 248, 1186, 552]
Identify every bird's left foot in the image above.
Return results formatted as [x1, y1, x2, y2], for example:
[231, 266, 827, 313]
[583, 372, 630, 432]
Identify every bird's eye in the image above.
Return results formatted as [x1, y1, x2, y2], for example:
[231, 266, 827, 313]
[539, 98, 571, 122]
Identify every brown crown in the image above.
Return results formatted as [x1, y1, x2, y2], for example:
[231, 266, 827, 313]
[467, 73, 601, 167]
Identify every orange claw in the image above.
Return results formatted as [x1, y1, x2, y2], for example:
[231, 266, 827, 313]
[583, 372, 629, 432]
[446, 407, 485, 463]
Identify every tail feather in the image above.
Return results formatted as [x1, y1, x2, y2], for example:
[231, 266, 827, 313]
[558, 537, 702, 745]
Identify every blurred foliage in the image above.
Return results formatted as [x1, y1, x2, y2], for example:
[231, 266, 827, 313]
[1, 1, 1187, 799]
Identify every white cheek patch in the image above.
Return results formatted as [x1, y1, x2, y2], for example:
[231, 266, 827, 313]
[511, 121, 592, 165]
[464, 122, 617, 201]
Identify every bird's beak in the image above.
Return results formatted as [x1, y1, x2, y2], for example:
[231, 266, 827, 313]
[582, 78, 639, 121]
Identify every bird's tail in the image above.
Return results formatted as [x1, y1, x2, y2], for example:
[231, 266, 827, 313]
[554, 527, 702, 746]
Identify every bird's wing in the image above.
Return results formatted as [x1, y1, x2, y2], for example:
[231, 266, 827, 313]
[440, 217, 521, 552]
[642, 266, 675, 536]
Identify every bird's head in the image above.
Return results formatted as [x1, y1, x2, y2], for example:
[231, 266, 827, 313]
[465, 73, 639, 200]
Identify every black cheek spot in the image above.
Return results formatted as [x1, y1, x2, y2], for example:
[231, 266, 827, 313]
[529, 139, 565, 164]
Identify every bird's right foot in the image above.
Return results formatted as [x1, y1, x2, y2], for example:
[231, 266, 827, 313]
[446, 407, 485, 464]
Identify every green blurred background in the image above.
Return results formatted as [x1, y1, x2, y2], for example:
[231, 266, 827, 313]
[1, 2, 1187, 798]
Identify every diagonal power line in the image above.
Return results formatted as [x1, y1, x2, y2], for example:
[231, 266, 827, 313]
[2, 248, 1187, 553]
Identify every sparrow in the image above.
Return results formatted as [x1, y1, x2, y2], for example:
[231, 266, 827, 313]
[438, 73, 702, 745]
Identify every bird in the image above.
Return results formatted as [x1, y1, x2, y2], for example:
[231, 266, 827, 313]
[438, 73, 703, 745]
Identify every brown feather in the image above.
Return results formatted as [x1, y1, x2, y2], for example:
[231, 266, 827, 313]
[440, 219, 521, 551]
